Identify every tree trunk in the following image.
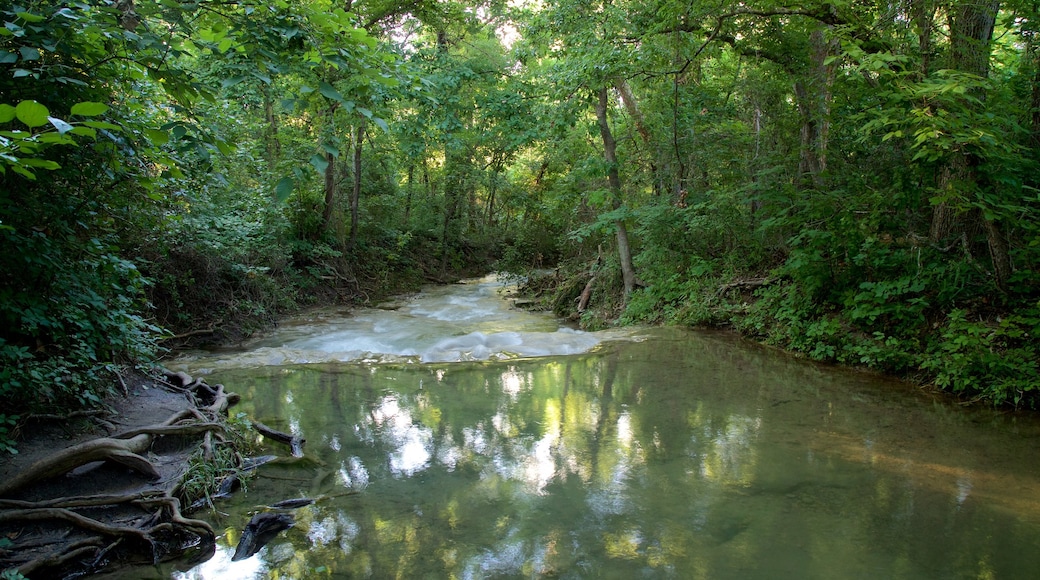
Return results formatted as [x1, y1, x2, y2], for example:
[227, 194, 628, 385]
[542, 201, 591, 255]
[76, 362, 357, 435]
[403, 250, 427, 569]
[615, 78, 667, 197]
[262, 84, 280, 165]
[348, 123, 364, 250]
[596, 87, 637, 299]
[931, 1, 1011, 288]
[320, 150, 336, 235]
[795, 27, 837, 189]
[404, 163, 414, 225]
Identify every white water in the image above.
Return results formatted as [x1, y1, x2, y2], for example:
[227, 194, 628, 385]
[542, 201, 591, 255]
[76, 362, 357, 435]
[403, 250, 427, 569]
[170, 275, 638, 373]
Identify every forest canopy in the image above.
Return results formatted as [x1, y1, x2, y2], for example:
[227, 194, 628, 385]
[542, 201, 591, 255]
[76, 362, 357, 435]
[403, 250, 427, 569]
[2, 0, 1039, 452]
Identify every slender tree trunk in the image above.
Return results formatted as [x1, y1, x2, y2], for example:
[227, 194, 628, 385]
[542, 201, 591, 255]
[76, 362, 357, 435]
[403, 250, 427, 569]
[615, 79, 666, 197]
[348, 123, 364, 250]
[262, 85, 280, 165]
[404, 163, 414, 225]
[486, 160, 500, 226]
[320, 150, 336, 235]
[596, 87, 637, 299]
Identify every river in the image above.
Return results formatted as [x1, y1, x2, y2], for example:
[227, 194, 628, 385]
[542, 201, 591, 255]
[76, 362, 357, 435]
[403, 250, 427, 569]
[144, 275, 1040, 579]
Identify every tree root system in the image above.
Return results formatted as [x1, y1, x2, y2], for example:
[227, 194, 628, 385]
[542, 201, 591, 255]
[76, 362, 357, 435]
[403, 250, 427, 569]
[0, 369, 245, 578]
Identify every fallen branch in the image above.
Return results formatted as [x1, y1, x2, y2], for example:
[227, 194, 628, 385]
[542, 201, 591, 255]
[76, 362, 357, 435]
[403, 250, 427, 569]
[253, 422, 306, 457]
[160, 327, 216, 341]
[716, 277, 773, 295]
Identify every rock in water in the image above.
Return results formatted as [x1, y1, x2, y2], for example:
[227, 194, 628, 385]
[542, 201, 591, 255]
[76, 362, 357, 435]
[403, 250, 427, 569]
[231, 513, 295, 561]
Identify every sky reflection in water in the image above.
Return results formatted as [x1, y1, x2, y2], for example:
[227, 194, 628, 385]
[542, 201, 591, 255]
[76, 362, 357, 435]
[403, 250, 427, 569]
[161, 278, 1040, 579]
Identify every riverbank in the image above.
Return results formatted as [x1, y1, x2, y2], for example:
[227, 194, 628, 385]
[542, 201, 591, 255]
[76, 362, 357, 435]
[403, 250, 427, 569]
[0, 371, 253, 578]
[517, 260, 1040, 410]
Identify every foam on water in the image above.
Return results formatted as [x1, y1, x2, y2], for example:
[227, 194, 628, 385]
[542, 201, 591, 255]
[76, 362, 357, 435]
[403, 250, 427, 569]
[170, 274, 635, 372]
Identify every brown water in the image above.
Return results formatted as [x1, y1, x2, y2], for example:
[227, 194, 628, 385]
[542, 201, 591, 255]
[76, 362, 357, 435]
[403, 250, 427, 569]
[143, 278, 1040, 579]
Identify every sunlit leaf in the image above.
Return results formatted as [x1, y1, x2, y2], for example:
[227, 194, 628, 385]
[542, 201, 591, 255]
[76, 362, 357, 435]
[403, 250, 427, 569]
[15, 12, 45, 23]
[144, 128, 169, 145]
[0, 104, 15, 123]
[81, 120, 121, 130]
[15, 100, 49, 128]
[70, 102, 109, 116]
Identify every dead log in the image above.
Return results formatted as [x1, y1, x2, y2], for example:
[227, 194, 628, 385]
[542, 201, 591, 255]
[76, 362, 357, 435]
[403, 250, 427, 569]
[577, 276, 596, 312]
[254, 422, 306, 457]
[716, 277, 773, 295]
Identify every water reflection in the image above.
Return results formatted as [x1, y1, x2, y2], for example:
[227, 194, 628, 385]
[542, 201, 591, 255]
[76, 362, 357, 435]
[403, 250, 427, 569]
[154, 329, 1040, 579]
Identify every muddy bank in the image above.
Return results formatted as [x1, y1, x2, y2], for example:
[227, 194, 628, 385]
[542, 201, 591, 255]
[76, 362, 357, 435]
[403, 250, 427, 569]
[0, 372, 242, 578]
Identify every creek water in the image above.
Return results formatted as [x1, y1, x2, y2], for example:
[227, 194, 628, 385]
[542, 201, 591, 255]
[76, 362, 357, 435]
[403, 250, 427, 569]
[145, 276, 1040, 579]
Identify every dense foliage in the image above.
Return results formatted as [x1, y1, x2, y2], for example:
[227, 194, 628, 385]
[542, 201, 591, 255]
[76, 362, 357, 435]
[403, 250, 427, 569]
[1, 0, 1038, 451]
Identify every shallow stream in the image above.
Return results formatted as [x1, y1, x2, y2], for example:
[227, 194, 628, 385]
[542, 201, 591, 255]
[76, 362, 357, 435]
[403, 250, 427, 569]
[144, 276, 1040, 578]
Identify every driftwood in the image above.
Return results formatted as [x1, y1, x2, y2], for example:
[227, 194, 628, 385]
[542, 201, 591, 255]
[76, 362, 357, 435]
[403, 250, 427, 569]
[254, 421, 306, 457]
[0, 370, 244, 578]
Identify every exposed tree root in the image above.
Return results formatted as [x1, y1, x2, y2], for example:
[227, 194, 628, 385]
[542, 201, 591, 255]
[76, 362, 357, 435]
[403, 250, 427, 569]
[0, 369, 244, 578]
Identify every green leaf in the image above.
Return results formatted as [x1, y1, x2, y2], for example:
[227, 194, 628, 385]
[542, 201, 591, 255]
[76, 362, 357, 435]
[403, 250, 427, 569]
[144, 128, 169, 145]
[81, 120, 121, 130]
[70, 102, 109, 116]
[18, 47, 40, 61]
[47, 117, 73, 134]
[274, 177, 294, 202]
[15, 100, 49, 128]
[372, 117, 389, 133]
[0, 50, 16, 64]
[215, 139, 233, 156]
[69, 126, 97, 138]
[16, 12, 46, 23]
[318, 82, 345, 103]
[21, 158, 60, 170]
[0, 104, 14, 123]
[310, 153, 329, 174]
[37, 133, 74, 144]
[321, 141, 340, 157]
[221, 76, 247, 88]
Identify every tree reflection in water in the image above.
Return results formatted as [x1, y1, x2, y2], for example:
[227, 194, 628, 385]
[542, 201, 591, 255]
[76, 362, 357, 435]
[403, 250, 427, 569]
[168, 328, 1040, 579]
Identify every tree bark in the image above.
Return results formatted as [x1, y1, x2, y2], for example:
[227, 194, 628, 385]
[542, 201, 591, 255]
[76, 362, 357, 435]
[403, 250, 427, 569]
[596, 87, 637, 299]
[931, 1, 1011, 288]
[320, 150, 336, 235]
[795, 27, 837, 189]
[615, 78, 668, 196]
[348, 123, 365, 250]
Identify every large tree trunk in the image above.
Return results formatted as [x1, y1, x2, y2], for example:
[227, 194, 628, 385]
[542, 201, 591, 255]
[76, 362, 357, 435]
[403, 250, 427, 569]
[931, 1, 1011, 288]
[795, 27, 837, 189]
[596, 87, 637, 299]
